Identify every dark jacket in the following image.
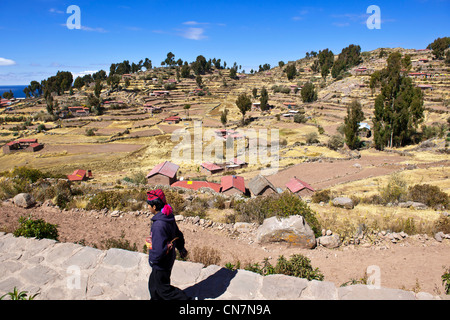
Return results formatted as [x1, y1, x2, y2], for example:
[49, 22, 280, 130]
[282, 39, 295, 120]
[148, 211, 185, 271]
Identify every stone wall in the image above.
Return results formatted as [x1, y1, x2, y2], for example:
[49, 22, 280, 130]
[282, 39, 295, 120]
[0, 232, 442, 300]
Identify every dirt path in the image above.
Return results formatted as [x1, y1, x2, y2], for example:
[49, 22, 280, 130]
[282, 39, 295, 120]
[1, 202, 449, 296]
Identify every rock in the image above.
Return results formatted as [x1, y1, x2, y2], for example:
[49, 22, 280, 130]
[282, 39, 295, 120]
[398, 201, 427, 210]
[110, 210, 121, 217]
[255, 215, 316, 249]
[326, 230, 333, 236]
[434, 232, 445, 242]
[175, 215, 184, 222]
[13, 193, 36, 208]
[234, 222, 256, 233]
[317, 234, 341, 249]
[332, 197, 354, 209]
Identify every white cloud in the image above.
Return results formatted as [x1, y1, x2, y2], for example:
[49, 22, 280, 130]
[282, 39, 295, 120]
[60, 23, 108, 33]
[0, 58, 16, 66]
[80, 25, 108, 33]
[49, 8, 64, 14]
[71, 70, 98, 79]
[183, 21, 209, 26]
[180, 27, 207, 40]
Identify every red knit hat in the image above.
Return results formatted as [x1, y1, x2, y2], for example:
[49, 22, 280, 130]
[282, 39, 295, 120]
[146, 189, 167, 204]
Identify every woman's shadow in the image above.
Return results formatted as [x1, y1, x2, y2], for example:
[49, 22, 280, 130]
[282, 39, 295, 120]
[184, 267, 237, 300]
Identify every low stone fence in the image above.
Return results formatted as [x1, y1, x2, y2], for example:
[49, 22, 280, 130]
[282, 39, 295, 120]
[0, 232, 443, 300]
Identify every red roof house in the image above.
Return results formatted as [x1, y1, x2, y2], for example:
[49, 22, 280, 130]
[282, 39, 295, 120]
[220, 175, 246, 196]
[171, 180, 221, 193]
[285, 177, 315, 198]
[163, 116, 181, 124]
[68, 169, 89, 181]
[201, 162, 224, 175]
[147, 161, 179, 186]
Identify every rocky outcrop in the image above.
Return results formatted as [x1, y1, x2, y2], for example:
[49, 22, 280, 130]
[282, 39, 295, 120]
[13, 193, 36, 208]
[331, 197, 354, 209]
[255, 215, 316, 249]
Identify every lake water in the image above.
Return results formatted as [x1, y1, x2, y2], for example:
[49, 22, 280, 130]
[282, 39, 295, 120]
[0, 85, 28, 99]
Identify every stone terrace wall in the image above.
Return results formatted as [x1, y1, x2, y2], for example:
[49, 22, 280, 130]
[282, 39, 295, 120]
[0, 232, 442, 300]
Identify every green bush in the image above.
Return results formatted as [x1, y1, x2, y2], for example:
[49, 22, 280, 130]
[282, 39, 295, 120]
[234, 191, 321, 237]
[102, 231, 137, 251]
[229, 254, 324, 281]
[311, 189, 331, 204]
[13, 216, 58, 240]
[442, 267, 450, 295]
[408, 184, 449, 209]
[379, 174, 408, 204]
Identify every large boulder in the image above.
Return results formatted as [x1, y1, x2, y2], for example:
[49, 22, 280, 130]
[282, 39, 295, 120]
[332, 197, 354, 209]
[256, 215, 316, 249]
[13, 193, 36, 208]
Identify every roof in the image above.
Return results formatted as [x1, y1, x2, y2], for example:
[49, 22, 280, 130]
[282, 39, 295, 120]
[285, 177, 315, 193]
[201, 162, 223, 172]
[220, 175, 246, 194]
[248, 175, 276, 196]
[18, 139, 38, 143]
[229, 158, 246, 166]
[68, 169, 87, 181]
[358, 122, 371, 130]
[29, 143, 42, 148]
[164, 116, 181, 121]
[147, 161, 179, 179]
[171, 180, 221, 193]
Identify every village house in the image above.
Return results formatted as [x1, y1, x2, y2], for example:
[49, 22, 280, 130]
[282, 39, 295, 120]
[248, 174, 277, 197]
[147, 161, 179, 186]
[163, 116, 181, 124]
[417, 84, 433, 91]
[171, 180, 221, 193]
[220, 175, 246, 196]
[201, 162, 224, 175]
[283, 102, 297, 109]
[285, 177, 315, 198]
[68, 106, 90, 117]
[226, 158, 247, 170]
[151, 91, 170, 97]
[3, 139, 44, 154]
[143, 104, 163, 114]
[67, 169, 93, 182]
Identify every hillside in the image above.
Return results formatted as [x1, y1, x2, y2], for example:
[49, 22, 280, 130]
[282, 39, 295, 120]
[0, 46, 449, 266]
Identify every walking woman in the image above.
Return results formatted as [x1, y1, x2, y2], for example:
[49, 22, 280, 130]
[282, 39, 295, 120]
[146, 189, 190, 300]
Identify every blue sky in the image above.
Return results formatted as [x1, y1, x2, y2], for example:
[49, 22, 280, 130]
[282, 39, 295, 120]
[0, 0, 448, 85]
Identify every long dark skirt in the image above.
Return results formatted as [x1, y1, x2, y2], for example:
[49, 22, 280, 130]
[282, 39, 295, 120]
[148, 268, 190, 300]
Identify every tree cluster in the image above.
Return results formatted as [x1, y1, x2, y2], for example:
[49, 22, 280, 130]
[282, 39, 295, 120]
[372, 52, 424, 150]
[427, 37, 450, 60]
[331, 44, 362, 79]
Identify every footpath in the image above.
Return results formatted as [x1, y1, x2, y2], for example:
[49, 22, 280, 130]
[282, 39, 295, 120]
[0, 232, 444, 300]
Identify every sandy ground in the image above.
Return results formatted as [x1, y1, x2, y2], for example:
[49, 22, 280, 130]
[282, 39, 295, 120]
[1, 202, 449, 296]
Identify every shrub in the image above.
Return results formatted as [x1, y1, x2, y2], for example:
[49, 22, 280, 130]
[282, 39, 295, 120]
[442, 267, 450, 295]
[274, 254, 324, 281]
[189, 246, 221, 266]
[408, 184, 449, 209]
[305, 132, 319, 144]
[234, 192, 321, 237]
[311, 189, 331, 203]
[433, 216, 450, 234]
[164, 189, 186, 213]
[379, 174, 408, 204]
[235, 255, 324, 281]
[13, 216, 58, 240]
[294, 113, 307, 124]
[327, 134, 344, 150]
[102, 230, 138, 252]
